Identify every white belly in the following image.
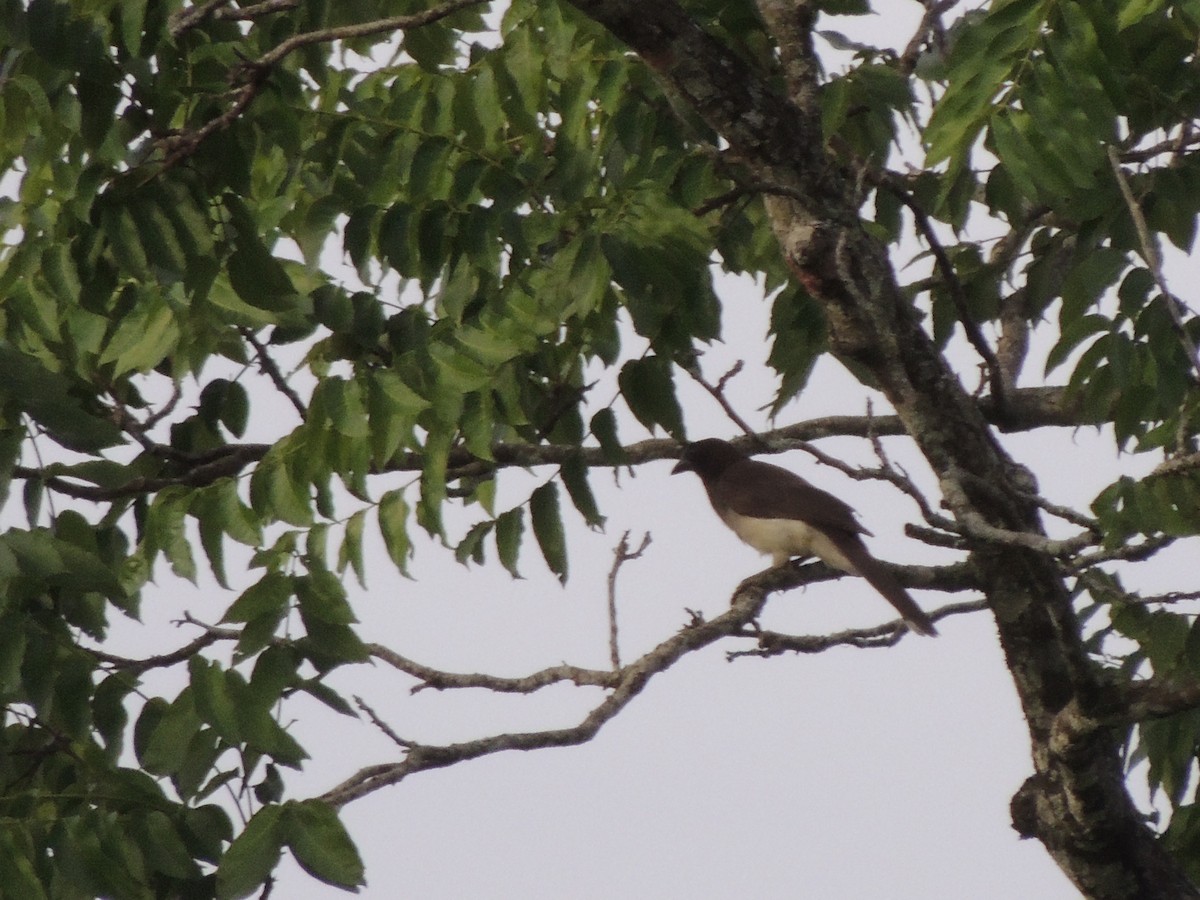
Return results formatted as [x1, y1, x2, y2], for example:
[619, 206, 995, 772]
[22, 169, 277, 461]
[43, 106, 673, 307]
[722, 511, 857, 573]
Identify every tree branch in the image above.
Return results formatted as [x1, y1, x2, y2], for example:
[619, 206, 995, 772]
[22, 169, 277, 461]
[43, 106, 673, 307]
[728, 598, 988, 658]
[162, 0, 490, 167]
[607, 531, 652, 669]
[1107, 145, 1200, 383]
[10, 386, 1099, 504]
[878, 175, 1008, 405]
[320, 572, 778, 807]
[240, 328, 307, 418]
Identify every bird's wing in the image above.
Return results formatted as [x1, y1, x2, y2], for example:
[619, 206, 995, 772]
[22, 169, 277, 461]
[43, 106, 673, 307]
[711, 458, 870, 536]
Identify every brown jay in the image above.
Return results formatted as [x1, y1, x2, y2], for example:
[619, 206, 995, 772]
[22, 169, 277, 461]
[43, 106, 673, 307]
[672, 438, 937, 636]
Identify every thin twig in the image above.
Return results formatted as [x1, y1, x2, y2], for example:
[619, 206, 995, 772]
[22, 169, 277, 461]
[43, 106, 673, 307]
[1071, 533, 1177, 570]
[354, 696, 414, 749]
[606, 531, 652, 669]
[726, 598, 988, 659]
[214, 0, 300, 22]
[1119, 130, 1200, 164]
[168, 0, 229, 37]
[878, 177, 1007, 405]
[368, 644, 620, 694]
[1151, 451, 1200, 478]
[319, 575, 777, 808]
[684, 359, 759, 438]
[144, 381, 183, 429]
[862, 399, 941, 525]
[251, 0, 488, 69]
[240, 328, 307, 417]
[11, 387, 1089, 504]
[84, 631, 224, 675]
[1106, 145, 1200, 383]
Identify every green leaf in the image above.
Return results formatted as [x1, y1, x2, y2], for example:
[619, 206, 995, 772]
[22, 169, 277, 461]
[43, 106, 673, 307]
[222, 573, 294, 624]
[0, 346, 123, 451]
[560, 454, 604, 528]
[455, 520, 494, 566]
[618, 356, 686, 439]
[1118, 0, 1168, 29]
[590, 408, 627, 465]
[282, 800, 365, 890]
[295, 570, 356, 626]
[225, 197, 299, 312]
[0, 832, 49, 900]
[338, 509, 368, 587]
[216, 806, 285, 900]
[530, 482, 567, 583]
[495, 507, 524, 578]
[140, 692, 202, 776]
[138, 810, 202, 880]
[189, 656, 242, 743]
[378, 489, 413, 576]
[250, 455, 313, 527]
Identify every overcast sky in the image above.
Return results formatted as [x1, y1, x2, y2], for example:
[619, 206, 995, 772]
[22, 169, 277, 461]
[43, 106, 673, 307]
[45, 4, 1190, 897]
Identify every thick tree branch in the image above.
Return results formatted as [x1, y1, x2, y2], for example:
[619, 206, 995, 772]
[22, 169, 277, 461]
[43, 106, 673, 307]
[11, 387, 1094, 503]
[559, 2, 1194, 894]
[320, 572, 779, 807]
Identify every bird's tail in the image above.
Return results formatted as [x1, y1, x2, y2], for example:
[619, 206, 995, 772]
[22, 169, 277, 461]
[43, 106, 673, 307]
[836, 537, 938, 637]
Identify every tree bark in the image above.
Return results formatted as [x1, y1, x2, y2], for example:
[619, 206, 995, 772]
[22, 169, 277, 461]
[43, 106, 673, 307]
[566, 1, 1199, 895]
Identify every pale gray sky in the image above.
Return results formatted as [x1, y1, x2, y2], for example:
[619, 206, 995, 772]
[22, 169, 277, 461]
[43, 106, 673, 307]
[23, 4, 1185, 897]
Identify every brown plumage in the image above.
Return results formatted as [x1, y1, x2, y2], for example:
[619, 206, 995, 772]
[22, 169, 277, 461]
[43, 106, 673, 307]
[672, 438, 937, 637]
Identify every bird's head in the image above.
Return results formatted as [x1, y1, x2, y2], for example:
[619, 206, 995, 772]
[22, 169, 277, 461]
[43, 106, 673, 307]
[671, 438, 748, 480]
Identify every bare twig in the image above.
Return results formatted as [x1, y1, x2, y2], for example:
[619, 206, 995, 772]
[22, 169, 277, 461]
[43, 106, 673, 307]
[84, 631, 224, 675]
[144, 381, 184, 430]
[1151, 450, 1200, 478]
[1126, 589, 1200, 606]
[607, 531, 652, 669]
[11, 387, 1093, 504]
[862, 400, 941, 525]
[320, 574, 777, 808]
[367, 643, 620, 694]
[1022, 491, 1102, 533]
[878, 177, 1007, 405]
[1107, 145, 1200, 382]
[683, 359, 759, 438]
[1119, 128, 1200, 164]
[169, 0, 229, 37]
[318, 558, 976, 808]
[727, 598, 989, 658]
[354, 696, 413, 749]
[1071, 533, 1178, 569]
[252, 0, 488, 70]
[240, 328, 307, 417]
[939, 478, 1096, 557]
[214, 0, 301, 22]
[13, 443, 269, 502]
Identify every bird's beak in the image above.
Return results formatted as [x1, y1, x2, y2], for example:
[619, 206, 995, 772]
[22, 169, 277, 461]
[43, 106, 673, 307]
[671, 459, 692, 475]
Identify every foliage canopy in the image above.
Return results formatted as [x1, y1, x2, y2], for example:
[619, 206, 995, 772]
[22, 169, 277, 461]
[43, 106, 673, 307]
[4, 0, 1200, 896]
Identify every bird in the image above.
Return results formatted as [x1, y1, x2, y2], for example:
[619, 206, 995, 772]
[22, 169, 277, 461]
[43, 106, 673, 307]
[671, 438, 938, 636]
